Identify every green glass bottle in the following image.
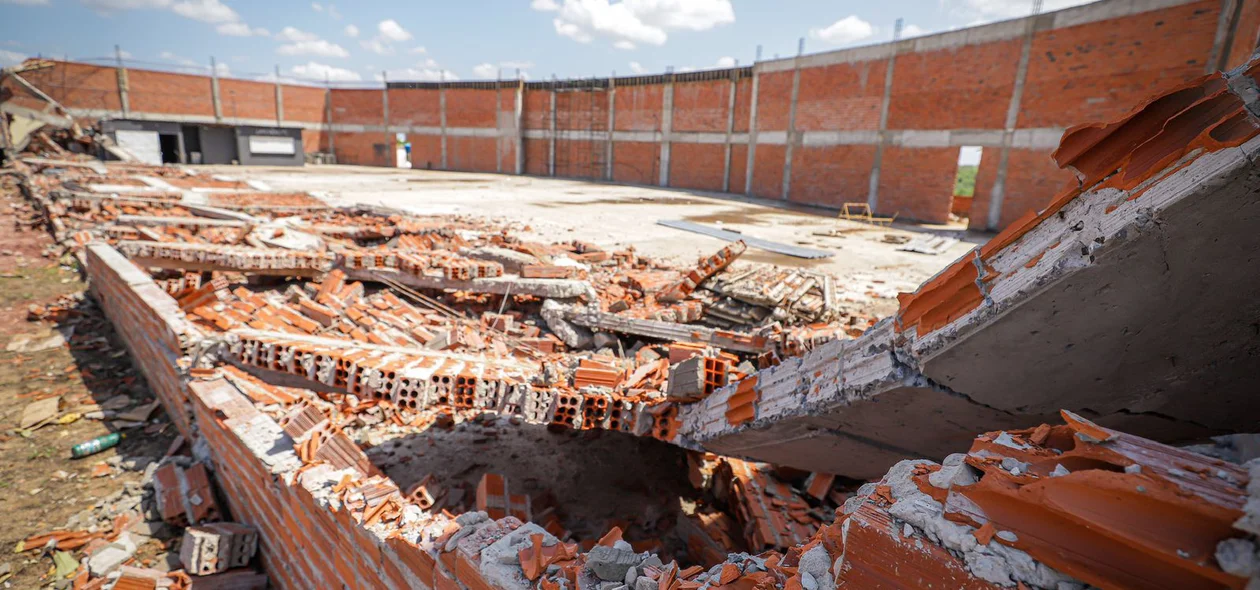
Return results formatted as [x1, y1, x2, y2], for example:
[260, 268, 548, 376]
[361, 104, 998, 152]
[70, 432, 122, 459]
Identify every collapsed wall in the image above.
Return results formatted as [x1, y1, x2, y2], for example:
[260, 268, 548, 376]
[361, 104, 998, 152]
[679, 53, 1260, 476]
[14, 0, 1260, 229]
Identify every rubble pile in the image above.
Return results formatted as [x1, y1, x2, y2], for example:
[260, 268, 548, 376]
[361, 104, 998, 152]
[6, 69, 1260, 588]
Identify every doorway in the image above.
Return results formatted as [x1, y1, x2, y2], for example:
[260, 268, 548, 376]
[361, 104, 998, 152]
[158, 133, 181, 164]
[951, 146, 982, 222]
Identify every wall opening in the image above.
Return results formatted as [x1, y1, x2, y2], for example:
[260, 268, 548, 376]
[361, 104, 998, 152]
[158, 133, 181, 164]
[395, 132, 411, 168]
[951, 146, 982, 221]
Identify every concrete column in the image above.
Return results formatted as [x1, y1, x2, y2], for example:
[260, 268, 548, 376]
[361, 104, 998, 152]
[495, 81, 503, 174]
[743, 68, 761, 196]
[114, 45, 130, 118]
[325, 77, 334, 156]
[659, 74, 675, 187]
[439, 84, 448, 169]
[548, 87, 556, 177]
[605, 76, 616, 181]
[781, 58, 802, 200]
[1209, 0, 1244, 72]
[274, 66, 284, 125]
[867, 46, 898, 211]
[210, 57, 223, 123]
[382, 73, 391, 167]
[514, 79, 524, 175]
[986, 16, 1038, 230]
[722, 70, 738, 193]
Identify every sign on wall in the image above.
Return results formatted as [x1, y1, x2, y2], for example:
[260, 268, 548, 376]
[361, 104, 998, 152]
[248, 135, 296, 155]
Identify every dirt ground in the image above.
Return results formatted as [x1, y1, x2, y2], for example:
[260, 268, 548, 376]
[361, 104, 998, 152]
[0, 176, 177, 588]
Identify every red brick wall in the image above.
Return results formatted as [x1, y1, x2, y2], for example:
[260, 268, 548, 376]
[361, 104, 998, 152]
[612, 141, 658, 185]
[729, 144, 748, 193]
[753, 72, 793, 131]
[302, 129, 326, 154]
[876, 146, 957, 223]
[128, 69, 214, 117]
[789, 145, 876, 207]
[613, 85, 663, 131]
[1019, 0, 1220, 128]
[446, 89, 499, 128]
[282, 85, 326, 125]
[750, 144, 785, 199]
[523, 138, 549, 176]
[20, 61, 121, 112]
[331, 89, 384, 126]
[554, 138, 604, 179]
[390, 88, 441, 127]
[796, 60, 886, 131]
[732, 78, 753, 133]
[333, 131, 391, 166]
[447, 136, 497, 172]
[671, 80, 730, 132]
[670, 143, 726, 191]
[522, 90, 551, 130]
[220, 78, 277, 122]
[409, 135, 443, 170]
[888, 42, 1019, 130]
[556, 91, 609, 131]
[990, 148, 1076, 229]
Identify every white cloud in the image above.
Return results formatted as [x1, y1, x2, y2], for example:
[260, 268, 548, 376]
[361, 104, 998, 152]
[327, 4, 340, 19]
[900, 24, 927, 38]
[377, 19, 412, 42]
[81, 0, 170, 12]
[291, 61, 361, 82]
[628, 61, 646, 74]
[810, 15, 875, 46]
[344, 24, 359, 37]
[947, 0, 1096, 22]
[470, 60, 534, 79]
[311, 1, 322, 11]
[210, 61, 230, 76]
[359, 19, 413, 55]
[2, 0, 50, 5]
[376, 65, 458, 82]
[715, 55, 735, 68]
[278, 39, 349, 58]
[0, 49, 27, 67]
[159, 50, 199, 67]
[82, 0, 266, 39]
[276, 26, 319, 42]
[540, 0, 734, 48]
[217, 22, 268, 36]
[408, 46, 427, 54]
[170, 0, 238, 23]
[360, 38, 393, 55]
[118, 49, 133, 58]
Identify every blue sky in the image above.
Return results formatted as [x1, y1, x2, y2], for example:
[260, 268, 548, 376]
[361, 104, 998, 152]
[0, 0, 1095, 85]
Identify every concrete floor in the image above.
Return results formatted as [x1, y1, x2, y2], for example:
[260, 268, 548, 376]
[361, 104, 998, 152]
[201, 164, 984, 317]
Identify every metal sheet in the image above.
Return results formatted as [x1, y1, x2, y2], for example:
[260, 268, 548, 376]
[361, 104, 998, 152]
[656, 219, 834, 259]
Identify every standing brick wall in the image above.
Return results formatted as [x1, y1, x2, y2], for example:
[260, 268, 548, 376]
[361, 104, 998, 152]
[671, 79, 731, 132]
[219, 78, 278, 122]
[669, 143, 726, 191]
[19, 0, 1260, 229]
[83, 244, 200, 439]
